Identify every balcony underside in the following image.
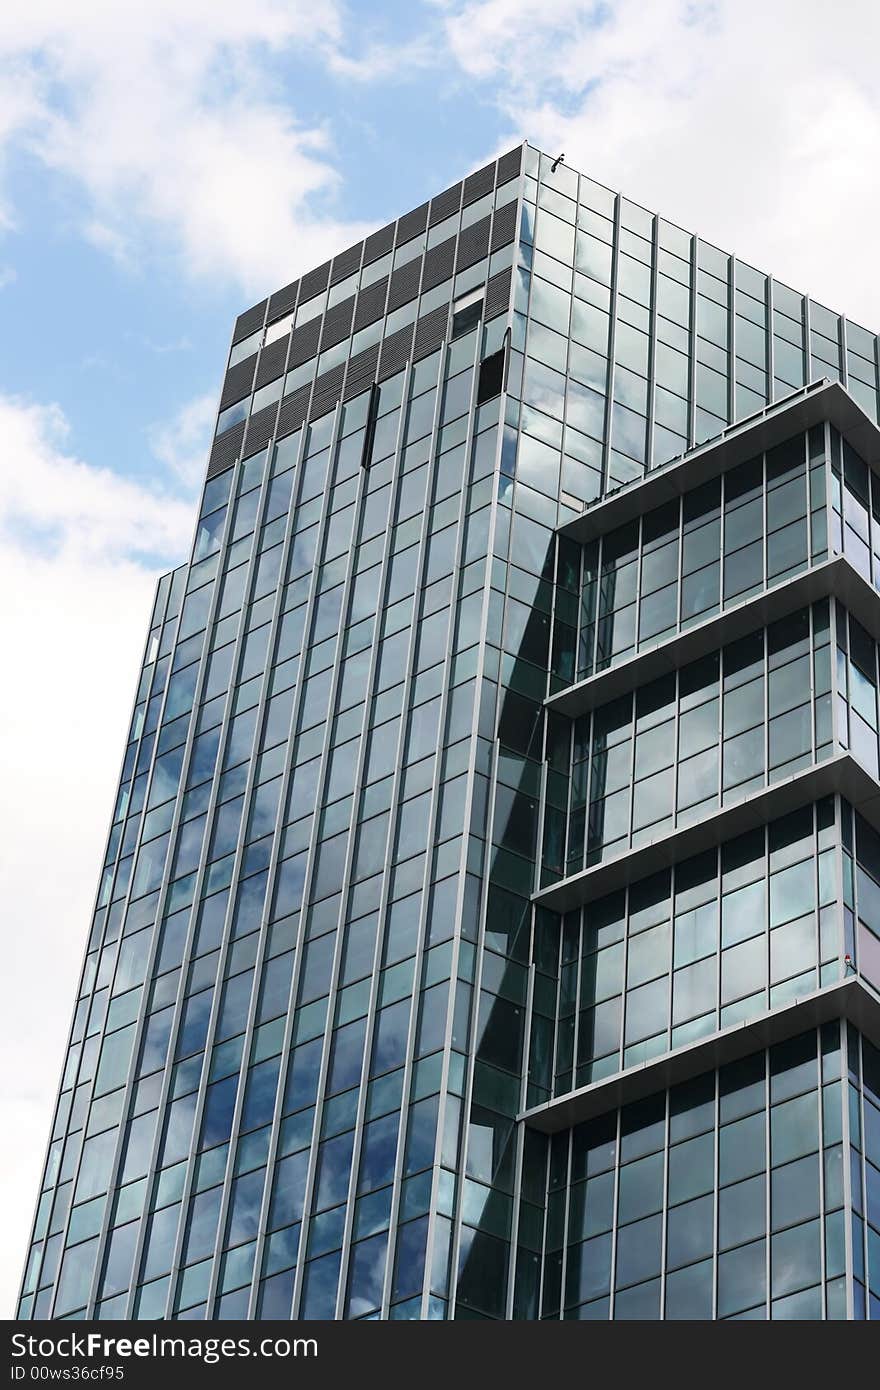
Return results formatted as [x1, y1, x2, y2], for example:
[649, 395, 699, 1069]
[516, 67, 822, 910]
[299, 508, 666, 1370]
[533, 752, 880, 913]
[547, 554, 880, 719]
[520, 974, 880, 1133]
[559, 379, 880, 546]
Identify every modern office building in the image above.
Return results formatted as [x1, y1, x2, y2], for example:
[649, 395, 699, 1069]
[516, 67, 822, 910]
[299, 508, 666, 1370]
[17, 142, 880, 1321]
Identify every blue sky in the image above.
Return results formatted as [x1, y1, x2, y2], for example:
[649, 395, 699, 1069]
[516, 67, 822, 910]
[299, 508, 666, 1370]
[2, 0, 879, 1316]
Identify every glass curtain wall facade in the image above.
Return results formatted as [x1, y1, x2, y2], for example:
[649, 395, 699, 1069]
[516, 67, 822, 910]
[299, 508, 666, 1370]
[17, 143, 880, 1322]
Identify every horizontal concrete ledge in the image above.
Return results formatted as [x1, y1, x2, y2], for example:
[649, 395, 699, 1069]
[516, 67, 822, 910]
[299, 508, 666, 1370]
[520, 975, 880, 1133]
[546, 556, 880, 718]
[532, 753, 880, 913]
[559, 380, 880, 546]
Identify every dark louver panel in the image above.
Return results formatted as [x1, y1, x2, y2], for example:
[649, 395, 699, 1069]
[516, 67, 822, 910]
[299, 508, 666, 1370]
[354, 278, 389, 331]
[331, 241, 363, 285]
[429, 182, 462, 226]
[277, 384, 311, 441]
[320, 296, 356, 352]
[232, 300, 266, 344]
[414, 305, 449, 361]
[456, 215, 491, 273]
[344, 342, 381, 401]
[255, 337, 289, 390]
[379, 323, 414, 381]
[485, 265, 513, 321]
[220, 357, 256, 410]
[491, 199, 518, 252]
[387, 258, 422, 312]
[309, 362, 346, 421]
[289, 317, 321, 369]
[422, 238, 456, 292]
[463, 161, 495, 206]
[363, 221, 395, 266]
[496, 144, 523, 186]
[207, 420, 245, 478]
[243, 401, 279, 456]
[299, 260, 331, 304]
[396, 202, 428, 246]
[267, 280, 299, 324]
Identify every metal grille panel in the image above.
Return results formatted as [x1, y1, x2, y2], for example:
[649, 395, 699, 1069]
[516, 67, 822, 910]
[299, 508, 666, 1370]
[455, 215, 491, 273]
[288, 317, 321, 369]
[429, 182, 462, 226]
[413, 304, 449, 360]
[232, 300, 266, 344]
[363, 221, 395, 265]
[267, 279, 299, 324]
[220, 357, 256, 409]
[496, 144, 523, 185]
[354, 278, 389, 331]
[254, 337, 289, 390]
[422, 238, 456, 292]
[299, 260, 331, 304]
[396, 202, 428, 246]
[206, 419, 245, 477]
[463, 161, 495, 206]
[331, 241, 363, 285]
[243, 400, 279, 456]
[343, 342, 380, 401]
[320, 297, 356, 352]
[309, 362, 345, 421]
[276, 383, 311, 440]
[491, 199, 518, 252]
[387, 258, 422, 313]
[378, 323, 414, 380]
[485, 265, 513, 320]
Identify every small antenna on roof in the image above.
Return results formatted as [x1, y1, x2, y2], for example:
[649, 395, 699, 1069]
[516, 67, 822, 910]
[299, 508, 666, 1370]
[550, 153, 565, 172]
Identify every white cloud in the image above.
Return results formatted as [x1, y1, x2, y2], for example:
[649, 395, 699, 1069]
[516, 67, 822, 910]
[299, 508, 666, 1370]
[0, 394, 192, 1314]
[149, 390, 217, 489]
[438, 0, 880, 327]
[0, 1, 373, 292]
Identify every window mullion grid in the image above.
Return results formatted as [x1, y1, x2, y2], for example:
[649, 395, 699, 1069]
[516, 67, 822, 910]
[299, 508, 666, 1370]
[196, 423, 333, 1319]
[607, 1105, 622, 1317]
[617, 885, 630, 1103]
[385, 331, 492, 1320]
[68, 524, 241, 1317]
[233, 397, 373, 1322]
[228, 396, 353, 1321]
[686, 233, 697, 451]
[302, 353, 433, 1319]
[817, 1017, 828, 1319]
[711, 1065, 720, 1318]
[242, 404, 386, 1320]
[126, 424, 304, 1317]
[426, 341, 519, 1320]
[146, 442, 294, 1318]
[645, 213, 659, 472]
[762, 1042, 771, 1318]
[657, 1087, 670, 1318]
[855, 1029, 870, 1318]
[504, 1106, 527, 1319]
[341, 348, 469, 1320]
[600, 195, 622, 495]
[804, 296, 814, 391]
[76, 463, 245, 1319]
[535, 1126, 551, 1319]
[556, 1129, 572, 1319]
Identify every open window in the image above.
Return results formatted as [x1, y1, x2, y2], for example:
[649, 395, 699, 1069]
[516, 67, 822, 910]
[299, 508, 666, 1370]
[476, 332, 508, 405]
[451, 287, 484, 339]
